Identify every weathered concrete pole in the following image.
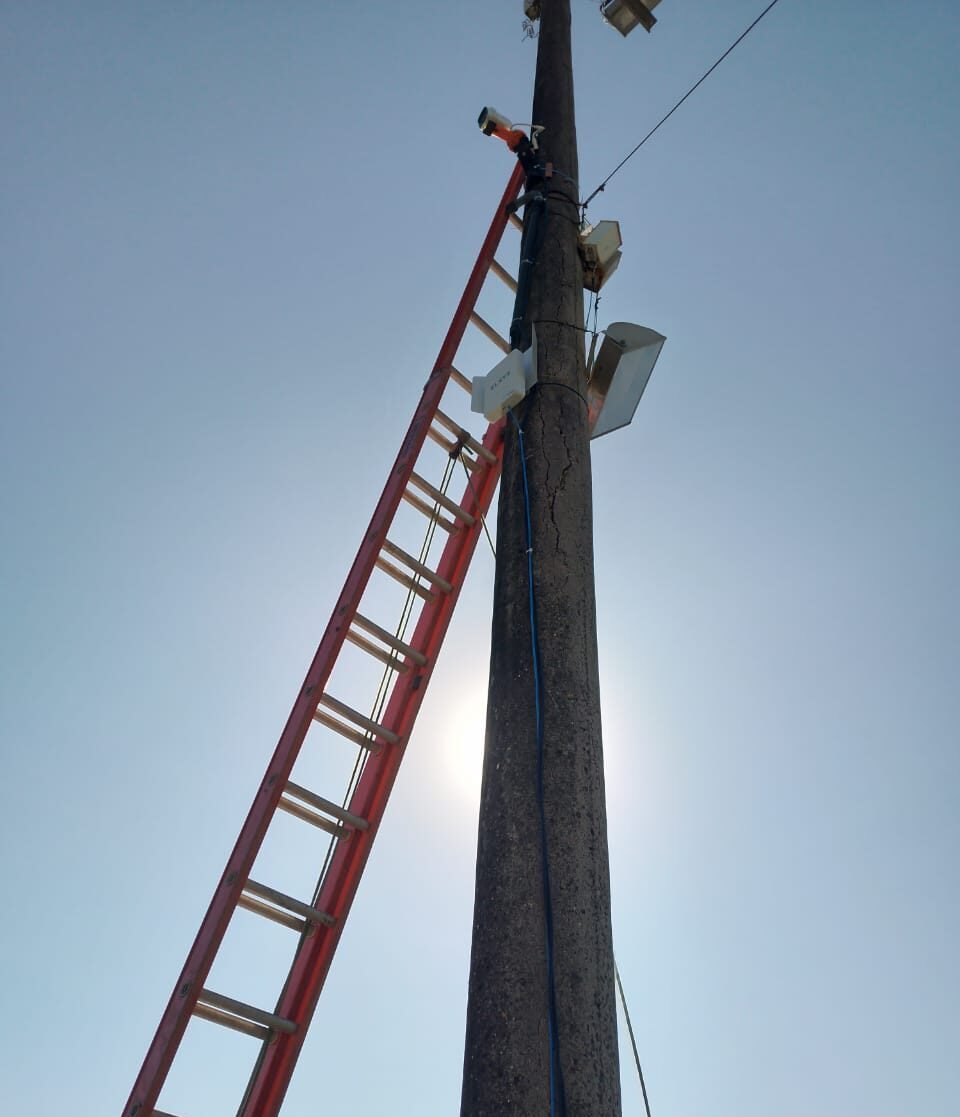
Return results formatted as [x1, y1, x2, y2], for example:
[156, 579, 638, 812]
[460, 1, 622, 1114]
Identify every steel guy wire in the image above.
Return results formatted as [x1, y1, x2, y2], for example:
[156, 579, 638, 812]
[582, 0, 786, 211]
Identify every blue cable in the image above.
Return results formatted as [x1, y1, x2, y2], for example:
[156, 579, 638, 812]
[509, 409, 565, 1117]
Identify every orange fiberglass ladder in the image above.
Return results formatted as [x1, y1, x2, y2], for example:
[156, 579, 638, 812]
[123, 162, 526, 1117]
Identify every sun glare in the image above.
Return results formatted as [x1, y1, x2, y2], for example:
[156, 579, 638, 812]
[441, 686, 488, 803]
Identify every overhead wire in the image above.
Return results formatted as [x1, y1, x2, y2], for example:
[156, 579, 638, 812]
[582, 0, 786, 210]
[579, 12, 784, 1106]
[615, 959, 653, 1117]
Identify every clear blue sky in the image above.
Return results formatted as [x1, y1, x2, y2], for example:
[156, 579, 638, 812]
[2, 2, 958, 1114]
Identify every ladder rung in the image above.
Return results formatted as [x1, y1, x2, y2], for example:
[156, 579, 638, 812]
[285, 780, 369, 830]
[508, 211, 524, 232]
[312, 709, 382, 751]
[375, 555, 435, 601]
[243, 878, 335, 927]
[238, 892, 307, 931]
[318, 693, 400, 745]
[402, 489, 459, 533]
[382, 538, 453, 593]
[470, 311, 511, 354]
[194, 1000, 270, 1040]
[427, 425, 459, 456]
[278, 794, 345, 837]
[434, 408, 498, 463]
[195, 989, 297, 1037]
[409, 472, 476, 525]
[353, 613, 427, 667]
[489, 257, 518, 292]
[448, 365, 472, 394]
[345, 627, 411, 672]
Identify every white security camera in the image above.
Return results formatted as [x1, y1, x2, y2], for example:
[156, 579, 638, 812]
[478, 106, 514, 136]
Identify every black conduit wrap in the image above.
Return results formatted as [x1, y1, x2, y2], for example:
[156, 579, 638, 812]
[509, 191, 547, 351]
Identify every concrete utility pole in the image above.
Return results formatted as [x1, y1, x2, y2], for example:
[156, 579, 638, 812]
[461, 1, 622, 1114]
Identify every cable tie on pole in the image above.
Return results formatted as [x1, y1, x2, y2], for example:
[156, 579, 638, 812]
[531, 317, 593, 335]
[536, 380, 588, 408]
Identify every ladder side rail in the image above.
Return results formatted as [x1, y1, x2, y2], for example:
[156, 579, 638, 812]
[238, 419, 507, 1117]
[122, 163, 523, 1117]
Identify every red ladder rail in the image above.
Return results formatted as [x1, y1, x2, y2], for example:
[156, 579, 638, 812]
[122, 161, 524, 1117]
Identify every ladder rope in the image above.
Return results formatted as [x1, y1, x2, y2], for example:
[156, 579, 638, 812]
[250, 459, 464, 1113]
[248, 456, 462, 1116]
[369, 455, 456, 728]
[310, 456, 458, 909]
[459, 452, 496, 559]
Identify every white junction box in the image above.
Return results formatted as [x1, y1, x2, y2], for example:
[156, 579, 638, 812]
[579, 220, 622, 292]
[471, 326, 538, 422]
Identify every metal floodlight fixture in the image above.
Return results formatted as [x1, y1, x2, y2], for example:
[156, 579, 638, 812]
[587, 321, 665, 439]
[601, 0, 660, 37]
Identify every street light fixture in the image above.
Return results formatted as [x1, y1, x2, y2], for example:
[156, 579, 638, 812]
[601, 0, 660, 37]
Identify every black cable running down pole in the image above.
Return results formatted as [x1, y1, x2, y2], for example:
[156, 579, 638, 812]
[509, 192, 547, 349]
